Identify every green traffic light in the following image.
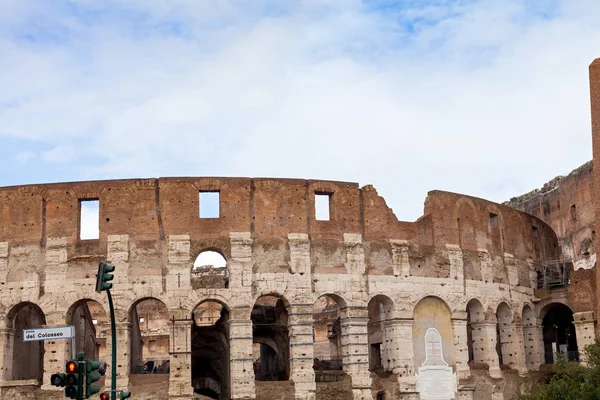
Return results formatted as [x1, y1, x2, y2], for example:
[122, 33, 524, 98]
[95, 261, 116, 292]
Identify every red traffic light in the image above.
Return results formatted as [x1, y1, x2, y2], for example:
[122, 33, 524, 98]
[100, 392, 109, 400]
[66, 361, 77, 373]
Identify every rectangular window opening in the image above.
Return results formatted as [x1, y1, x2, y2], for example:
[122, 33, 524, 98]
[79, 199, 99, 240]
[571, 204, 577, 221]
[489, 213, 499, 231]
[199, 191, 220, 218]
[315, 193, 331, 221]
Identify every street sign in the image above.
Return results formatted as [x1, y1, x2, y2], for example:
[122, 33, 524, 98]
[23, 326, 74, 342]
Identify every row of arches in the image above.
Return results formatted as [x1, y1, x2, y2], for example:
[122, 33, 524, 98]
[3, 294, 580, 398]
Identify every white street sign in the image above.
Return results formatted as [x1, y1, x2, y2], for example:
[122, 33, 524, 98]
[23, 326, 74, 342]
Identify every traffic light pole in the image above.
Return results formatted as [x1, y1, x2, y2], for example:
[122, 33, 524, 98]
[107, 289, 117, 400]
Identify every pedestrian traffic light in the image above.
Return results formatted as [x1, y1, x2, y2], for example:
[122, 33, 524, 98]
[95, 261, 115, 292]
[100, 392, 110, 400]
[64, 360, 81, 399]
[85, 360, 102, 398]
[120, 390, 131, 399]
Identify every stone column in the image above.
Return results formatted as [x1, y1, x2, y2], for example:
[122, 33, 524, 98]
[228, 318, 255, 400]
[383, 319, 415, 392]
[288, 304, 316, 400]
[0, 327, 15, 383]
[501, 323, 527, 375]
[169, 319, 193, 399]
[0, 242, 8, 284]
[229, 232, 254, 289]
[447, 245, 465, 282]
[41, 312, 71, 391]
[573, 311, 596, 365]
[344, 234, 366, 275]
[390, 240, 410, 278]
[522, 325, 543, 371]
[105, 322, 132, 390]
[452, 316, 471, 380]
[471, 321, 501, 378]
[341, 306, 372, 400]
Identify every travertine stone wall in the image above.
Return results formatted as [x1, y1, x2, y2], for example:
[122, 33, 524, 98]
[0, 177, 586, 400]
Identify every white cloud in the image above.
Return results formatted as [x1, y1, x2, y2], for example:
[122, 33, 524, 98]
[0, 0, 599, 220]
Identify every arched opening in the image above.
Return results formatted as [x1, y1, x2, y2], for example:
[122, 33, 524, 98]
[312, 295, 345, 374]
[129, 298, 170, 374]
[8, 302, 46, 381]
[192, 300, 230, 400]
[192, 250, 229, 289]
[412, 297, 454, 370]
[541, 303, 578, 363]
[367, 295, 394, 373]
[522, 305, 535, 369]
[496, 302, 512, 367]
[66, 300, 107, 362]
[252, 295, 290, 381]
[466, 299, 485, 364]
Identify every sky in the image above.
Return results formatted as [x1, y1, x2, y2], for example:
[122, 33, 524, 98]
[1, 0, 599, 222]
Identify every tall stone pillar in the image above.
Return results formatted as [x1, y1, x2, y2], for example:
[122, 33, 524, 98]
[228, 318, 255, 400]
[0, 327, 15, 382]
[390, 240, 410, 278]
[471, 321, 501, 378]
[383, 319, 415, 392]
[452, 316, 471, 380]
[105, 322, 132, 390]
[501, 323, 527, 375]
[447, 244, 465, 282]
[288, 304, 316, 400]
[229, 233, 254, 289]
[573, 311, 596, 365]
[341, 306, 372, 400]
[169, 319, 193, 399]
[522, 325, 543, 371]
[41, 312, 71, 391]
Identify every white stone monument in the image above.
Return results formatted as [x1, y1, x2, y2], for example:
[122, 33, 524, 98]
[415, 328, 458, 400]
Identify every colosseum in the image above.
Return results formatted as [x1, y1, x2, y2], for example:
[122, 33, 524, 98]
[0, 58, 599, 400]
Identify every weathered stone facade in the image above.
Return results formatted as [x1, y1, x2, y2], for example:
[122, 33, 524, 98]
[0, 175, 587, 400]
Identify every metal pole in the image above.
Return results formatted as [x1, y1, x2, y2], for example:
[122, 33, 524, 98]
[107, 289, 117, 400]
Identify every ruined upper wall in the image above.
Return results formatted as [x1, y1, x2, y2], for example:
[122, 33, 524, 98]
[0, 178, 555, 275]
[504, 161, 595, 269]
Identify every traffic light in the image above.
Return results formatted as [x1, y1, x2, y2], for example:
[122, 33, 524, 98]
[64, 360, 81, 399]
[100, 392, 109, 400]
[85, 360, 102, 398]
[50, 372, 66, 387]
[95, 261, 115, 292]
[120, 390, 131, 399]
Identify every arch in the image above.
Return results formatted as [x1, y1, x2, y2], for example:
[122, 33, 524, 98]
[66, 299, 106, 360]
[8, 301, 46, 381]
[466, 299, 485, 363]
[193, 249, 228, 270]
[522, 304, 535, 327]
[192, 298, 231, 400]
[184, 293, 232, 320]
[540, 303, 578, 364]
[313, 294, 343, 372]
[496, 302, 512, 325]
[252, 294, 290, 382]
[413, 295, 452, 315]
[496, 302, 513, 366]
[367, 294, 395, 372]
[314, 292, 349, 309]
[539, 301, 572, 322]
[7, 302, 46, 326]
[412, 296, 454, 369]
[66, 298, 108, 325]
[129, 297, 171, 375]
[128, 297, 169, 321]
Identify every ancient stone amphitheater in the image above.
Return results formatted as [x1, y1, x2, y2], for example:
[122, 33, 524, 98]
[0, 176, 594, 400]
